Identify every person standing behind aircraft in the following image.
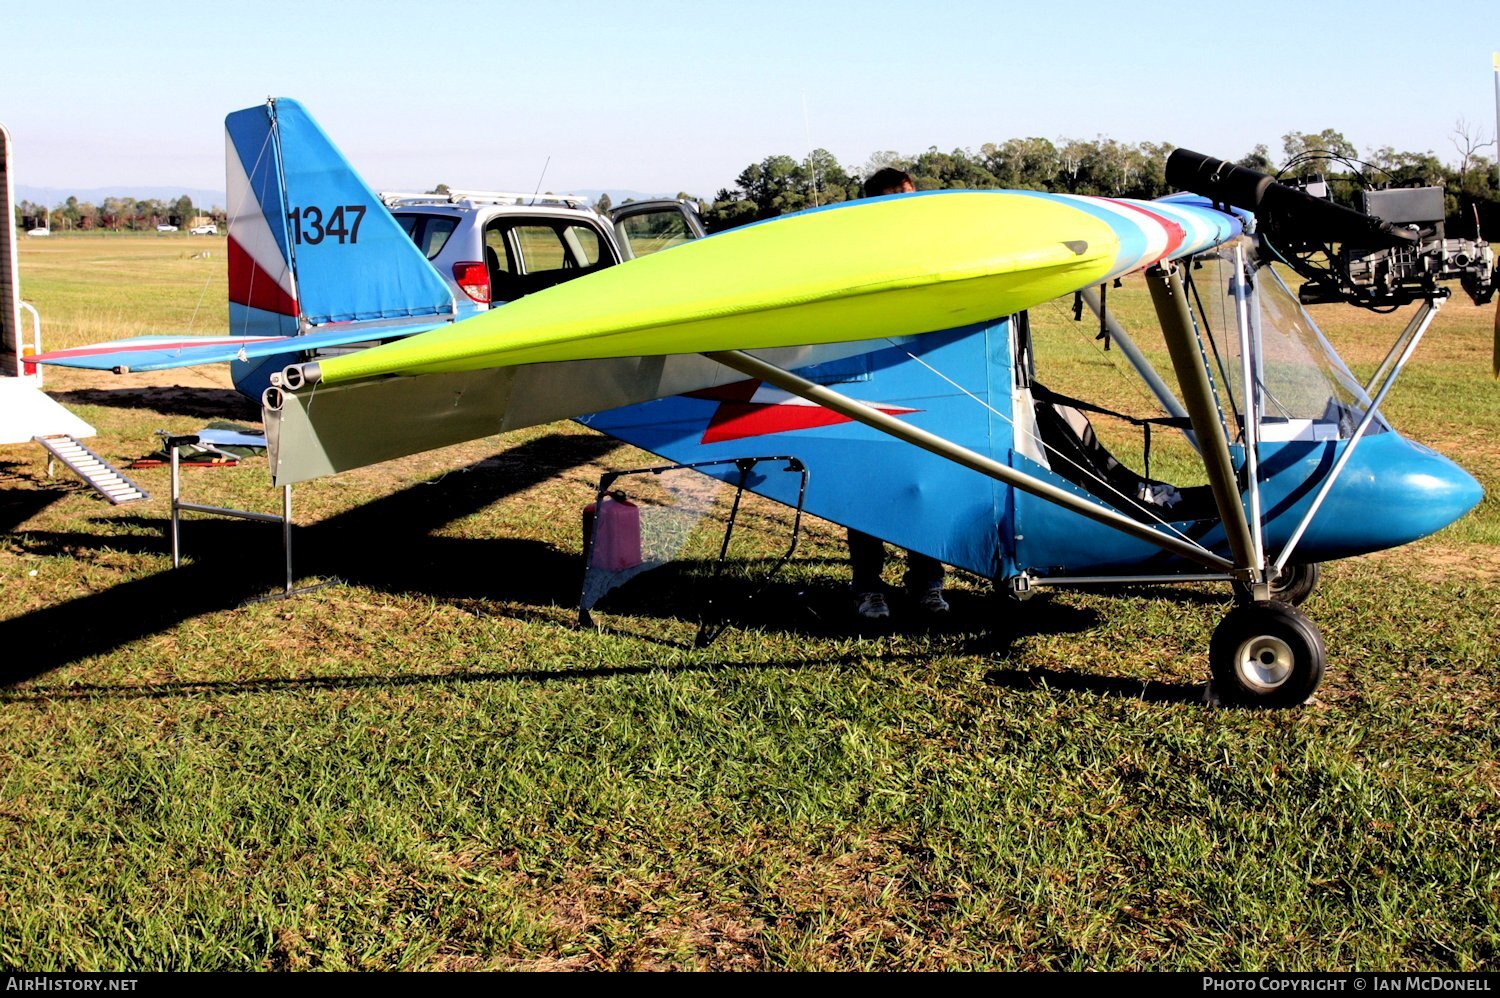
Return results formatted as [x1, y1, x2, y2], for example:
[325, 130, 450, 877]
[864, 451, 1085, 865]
[847, 168, 949, 621]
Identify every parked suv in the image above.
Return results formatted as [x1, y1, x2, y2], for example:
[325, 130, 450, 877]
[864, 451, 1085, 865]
[383, 191, 704, 314]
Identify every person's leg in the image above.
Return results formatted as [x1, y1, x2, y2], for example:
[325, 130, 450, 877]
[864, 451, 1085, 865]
[848, 528, 889, 619]
[903, 552, 943, 591]
[904, 552, 949, 612]
[848, 528, 887, 592]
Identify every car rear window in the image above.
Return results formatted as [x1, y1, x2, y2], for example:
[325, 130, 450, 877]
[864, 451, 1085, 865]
[395, 213, 461, 261]
[617, 210, 693, 257]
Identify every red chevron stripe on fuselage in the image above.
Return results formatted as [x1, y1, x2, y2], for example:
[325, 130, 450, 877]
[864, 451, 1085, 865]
[687, 379, 919, 444]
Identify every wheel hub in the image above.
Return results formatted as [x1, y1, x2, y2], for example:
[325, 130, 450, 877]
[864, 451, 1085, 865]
[1234, 635, 1295, 692]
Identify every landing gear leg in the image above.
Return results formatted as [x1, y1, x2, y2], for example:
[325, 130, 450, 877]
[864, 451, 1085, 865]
[1234, 563, 1321, 606]
[1209, 601, 1326, 708]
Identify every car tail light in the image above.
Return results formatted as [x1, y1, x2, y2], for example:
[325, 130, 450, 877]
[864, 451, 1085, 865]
[452, 262, 490, 303]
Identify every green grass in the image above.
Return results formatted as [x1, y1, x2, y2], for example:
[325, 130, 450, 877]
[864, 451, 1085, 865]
[1, 234, 1497, 971]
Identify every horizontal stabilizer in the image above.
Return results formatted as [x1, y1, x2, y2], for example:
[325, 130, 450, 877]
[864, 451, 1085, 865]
[30, 317, 452, 374]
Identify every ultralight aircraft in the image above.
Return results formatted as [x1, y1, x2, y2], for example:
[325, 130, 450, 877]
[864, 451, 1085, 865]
[28, 99, 1495, 707]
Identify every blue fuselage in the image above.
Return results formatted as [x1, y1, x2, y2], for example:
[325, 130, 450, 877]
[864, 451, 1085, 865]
[581, 319, 1482, 580]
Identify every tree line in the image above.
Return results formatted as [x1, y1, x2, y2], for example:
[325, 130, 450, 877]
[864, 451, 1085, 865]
[694, 126, 1499, 236]
[16, 125, 1497, 237]
[12, 195, 226, 233]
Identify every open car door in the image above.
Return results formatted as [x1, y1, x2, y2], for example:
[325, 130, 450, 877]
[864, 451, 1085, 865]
[608, 199, 706, 260]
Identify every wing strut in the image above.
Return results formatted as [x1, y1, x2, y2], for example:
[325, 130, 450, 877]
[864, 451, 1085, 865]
[1146, 262, 1258, 581]
[1231, 242, 1265, 575]
[703, 349, 1233, 572]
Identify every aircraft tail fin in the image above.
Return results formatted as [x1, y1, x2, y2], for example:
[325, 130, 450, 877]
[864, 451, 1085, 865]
[224, 98, 456, 339]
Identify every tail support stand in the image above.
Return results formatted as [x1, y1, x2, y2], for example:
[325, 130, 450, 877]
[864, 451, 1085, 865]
[166, 434, 332, 603]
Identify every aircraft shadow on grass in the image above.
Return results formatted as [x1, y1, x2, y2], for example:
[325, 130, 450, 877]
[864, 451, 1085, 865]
[2, 430, 1201, 706]
[1, 432, 616, 686]
[503, 560, 1207, 706]
[51, 387, 263, 423]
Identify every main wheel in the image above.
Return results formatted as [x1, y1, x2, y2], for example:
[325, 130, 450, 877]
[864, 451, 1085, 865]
[1233, 562, 1321, 606]
[1209, 601, 1326, 708]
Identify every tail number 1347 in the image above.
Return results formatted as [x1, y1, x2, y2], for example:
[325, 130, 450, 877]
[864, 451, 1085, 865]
[287, 205, 367, 245]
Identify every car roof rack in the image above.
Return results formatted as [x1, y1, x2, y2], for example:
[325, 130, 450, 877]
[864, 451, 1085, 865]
[379, 190, 594, 210]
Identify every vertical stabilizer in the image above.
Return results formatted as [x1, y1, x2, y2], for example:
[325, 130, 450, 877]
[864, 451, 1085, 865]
[224, 99, 456, 338]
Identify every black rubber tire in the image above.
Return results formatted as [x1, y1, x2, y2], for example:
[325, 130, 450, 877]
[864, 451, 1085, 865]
[1209, 601, 1326, 708]
[1234, 562, 1321, 606]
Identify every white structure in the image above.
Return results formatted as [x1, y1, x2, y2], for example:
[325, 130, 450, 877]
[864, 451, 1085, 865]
[1, 121, 95, 446]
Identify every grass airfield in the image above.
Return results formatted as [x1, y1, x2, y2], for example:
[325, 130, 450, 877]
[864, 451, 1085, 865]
[1, 233, 1497, 971]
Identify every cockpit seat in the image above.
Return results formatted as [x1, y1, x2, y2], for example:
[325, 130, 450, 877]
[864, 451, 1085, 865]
[1030, 383, 1216, 522]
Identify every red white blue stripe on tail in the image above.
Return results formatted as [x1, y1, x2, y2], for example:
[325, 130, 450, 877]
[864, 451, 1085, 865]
[225, 104, 299, 337]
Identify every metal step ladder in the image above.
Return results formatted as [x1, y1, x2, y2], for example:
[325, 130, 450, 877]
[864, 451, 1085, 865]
[34, 434, 151, 505]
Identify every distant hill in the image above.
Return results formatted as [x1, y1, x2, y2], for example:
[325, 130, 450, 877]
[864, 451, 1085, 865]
[15, 185, 227, 210]
[14, 185, 696, 211]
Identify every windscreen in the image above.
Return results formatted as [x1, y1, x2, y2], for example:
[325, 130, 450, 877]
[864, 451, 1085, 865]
[1025, 232, 1392, 497]
[1190, 236, 1387, 443]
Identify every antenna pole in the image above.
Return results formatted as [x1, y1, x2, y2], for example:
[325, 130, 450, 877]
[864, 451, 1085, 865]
[531, 156, 551, 204]
[802, 92, 819, 208]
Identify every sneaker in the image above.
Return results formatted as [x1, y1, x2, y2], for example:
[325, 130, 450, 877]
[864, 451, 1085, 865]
[856, 591, 891, 620]
[916, 588, 950, 614]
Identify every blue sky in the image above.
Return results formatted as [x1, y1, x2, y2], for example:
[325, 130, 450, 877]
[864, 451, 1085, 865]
[3, 0, 1496, 200]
